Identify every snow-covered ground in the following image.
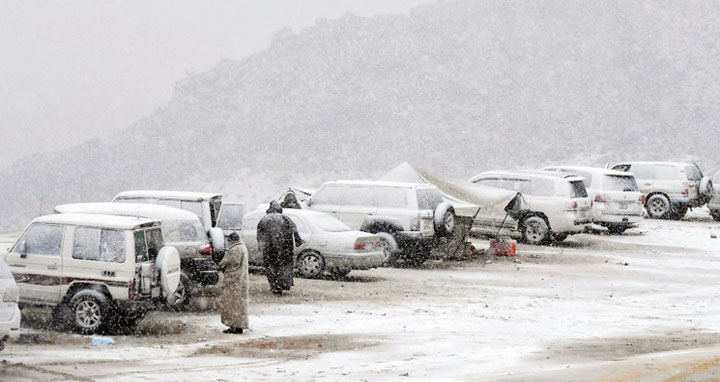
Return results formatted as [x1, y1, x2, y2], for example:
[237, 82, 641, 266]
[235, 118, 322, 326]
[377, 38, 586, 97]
[1, 213, 719, 381]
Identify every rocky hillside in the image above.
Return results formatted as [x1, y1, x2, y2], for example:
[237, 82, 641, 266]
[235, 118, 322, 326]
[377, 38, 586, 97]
[2, 0, 720, 230]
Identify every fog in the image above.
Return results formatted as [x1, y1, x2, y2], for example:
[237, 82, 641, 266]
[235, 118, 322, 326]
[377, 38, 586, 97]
[0, 0, 430, 168]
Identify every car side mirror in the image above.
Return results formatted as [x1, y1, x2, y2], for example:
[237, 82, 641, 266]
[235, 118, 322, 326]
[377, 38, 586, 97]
[17, 241, 27, 258]
[306, 197, 312, 207]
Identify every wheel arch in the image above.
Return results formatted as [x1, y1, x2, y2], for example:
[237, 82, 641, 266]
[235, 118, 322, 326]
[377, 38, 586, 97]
[63, 282, 113, 304]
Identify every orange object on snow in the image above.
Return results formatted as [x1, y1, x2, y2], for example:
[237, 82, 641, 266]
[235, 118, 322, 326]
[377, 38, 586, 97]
[488, 239, 517, 256]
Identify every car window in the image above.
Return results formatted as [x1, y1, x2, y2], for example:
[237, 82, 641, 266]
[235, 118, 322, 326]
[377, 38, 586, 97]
[567, 170, 593, 188]
[530, 179, 556, 196]
[209, 198, 222, 227]
[0, 261, 13, 279]
[180, 201, 203, 218]
[628, 164, 655, 180]
[145, 228, 163, 260]
[116, 197, 156, 204]
[568, 180, 589, 198]
[611, 164, 631, 172]
[217, 204, 244, 230]
[162, 220, 206, 242]
[73, 227, 126, 263]
[497, 178, 532, 194]
[312, 186, 345, 205]
[416, 189, 444, 210]
[376, 188, 408, 209]
[134, 231, 149, 262]
[604, 175, 639, 191]
[311, 214, 351, 232]
[156, 199, 182, 209]
[287, 215, 312, 234]
[344, 187, 376, 207]
[16, 223, 64, 256]
[655, 166, 677, 180]
[684, 165, 703, 182]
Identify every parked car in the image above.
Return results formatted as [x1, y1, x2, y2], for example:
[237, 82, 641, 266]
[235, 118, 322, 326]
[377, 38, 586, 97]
[302, 180, 456, 266]
[610, 162, 714, 219]
[112, 190, 245, 256]
[54, 202, 219, 307]
[468, 171, 593, 244]
[0, 258, 21, 351]
[3, 213, 181, 334]
[243, 208, 385, 278]
[708, 171, 720, 221]
[543, 166, 645, 233]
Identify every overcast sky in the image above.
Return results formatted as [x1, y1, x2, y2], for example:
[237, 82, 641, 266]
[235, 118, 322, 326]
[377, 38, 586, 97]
[0, 0, 430, 168]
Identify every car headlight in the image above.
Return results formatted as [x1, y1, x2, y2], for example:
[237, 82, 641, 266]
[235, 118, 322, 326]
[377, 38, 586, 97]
[3, 287, 19, 303]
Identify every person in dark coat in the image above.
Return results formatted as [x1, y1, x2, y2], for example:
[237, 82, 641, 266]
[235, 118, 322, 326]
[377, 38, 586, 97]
[280, 191, 302, 209]
[257, 201, 304, 295]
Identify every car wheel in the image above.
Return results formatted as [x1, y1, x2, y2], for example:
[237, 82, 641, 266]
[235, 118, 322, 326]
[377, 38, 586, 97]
[711, 210, 720, 222]
[71, 292, 108, 334]
[434, 202, 456, 238]
[297, 251, 325, 278]
[375, 232, 398, 266]
[646, 194, 671, 219]
[607, 225, 627, 234]
[522, 216, 550, 245]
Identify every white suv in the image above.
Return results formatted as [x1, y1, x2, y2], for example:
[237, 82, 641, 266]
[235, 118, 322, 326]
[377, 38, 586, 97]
[543, 166, 645, 233]
[0, 258, 21, 351]
[303, 181, 455, 265]
[54, 202, 218, 307]
[610, 162, 714, 219]
[468, 171, 592, 244]
[708, 171, 720, 221]
[4, 214, 181, 334]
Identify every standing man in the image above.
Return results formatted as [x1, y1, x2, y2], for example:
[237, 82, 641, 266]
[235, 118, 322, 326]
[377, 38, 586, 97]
[257, 201, 304, 295]
[218, 232, 249, 334]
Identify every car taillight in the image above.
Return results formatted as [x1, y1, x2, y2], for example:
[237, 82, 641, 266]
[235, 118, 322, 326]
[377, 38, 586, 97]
[200, 245, 212, 256]
[128, 280, 137, 300]
[374, 240, 382, 248]
[3, 287, 18, 303]
[639, 195, 646, 204]
[682, 188, 689, 196]
[594, 194, 605, 203]
[566, 201, 579, 211]
[354, 242, 367, 250]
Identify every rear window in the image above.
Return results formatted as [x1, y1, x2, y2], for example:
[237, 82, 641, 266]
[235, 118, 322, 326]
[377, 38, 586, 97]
[217, 204, 245, 230]
[569, 180, 588, 198]
[604, 175, 639, 191]
[0, 261, 13, 279]
[146, 228, 164, 260]
[416, 189, 444, 210]
[312, 214, 351, 232]
[163, 220, 206, 242]
[685, 165, 703, 182]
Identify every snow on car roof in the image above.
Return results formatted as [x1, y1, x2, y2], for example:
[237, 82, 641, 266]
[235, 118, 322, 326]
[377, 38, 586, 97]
[55, 203, 201, 221]
[475, 170, 585, 183]
[34, 213, 160, 230]
[542, 166, 632, 177]
[324, 180, 437, 189]
[114, 190, 222, 201]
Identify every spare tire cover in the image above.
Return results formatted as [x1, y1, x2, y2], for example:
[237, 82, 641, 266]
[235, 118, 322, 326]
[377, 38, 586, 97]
[700, 176, 713, 195]
[209, 227, 226, 263]
[156, 246, 181, 299]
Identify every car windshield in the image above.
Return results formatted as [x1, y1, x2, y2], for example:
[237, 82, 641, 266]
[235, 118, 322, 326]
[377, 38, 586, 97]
[568, 180, 588, 198]
[416, 189, 444, 210]
[604, 175, 639, 191]
[0, 261, 12, 279]
[312, 214, 352, 232]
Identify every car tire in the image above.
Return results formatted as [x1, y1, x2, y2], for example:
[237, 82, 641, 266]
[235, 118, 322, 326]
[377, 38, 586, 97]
[645, 194, 671, 219]
[710, 210, 720, 221]
[607, 225, 627, 234]
[375, 232, 398, 266]
[70, 291, 108, 335]
[521, 216, 550, 245]
[297, 251, 325, 279]
[434, 202, 456, 238]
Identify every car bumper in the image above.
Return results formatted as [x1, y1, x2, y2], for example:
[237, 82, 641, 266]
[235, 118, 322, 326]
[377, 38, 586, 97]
[324, 251, 385, 270]
[592, 205, 643, 225]
[0, 304, 22, 340]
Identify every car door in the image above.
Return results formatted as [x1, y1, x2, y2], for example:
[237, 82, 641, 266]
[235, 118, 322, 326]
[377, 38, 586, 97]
[5, 223, 66, 303]
[285, 215, 312, 253]
[337, 186, 377, 230]
[241, 213, 263, 265]
[216, 202, 245, 238]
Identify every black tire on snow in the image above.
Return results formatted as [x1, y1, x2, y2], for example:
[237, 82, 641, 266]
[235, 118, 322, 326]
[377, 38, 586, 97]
[433, 202, 456, 238]
[522, 216, 550, 245]
[297, 251, 325, 279]
[70, 291, 109, 335]
[645, 194, 671, 219]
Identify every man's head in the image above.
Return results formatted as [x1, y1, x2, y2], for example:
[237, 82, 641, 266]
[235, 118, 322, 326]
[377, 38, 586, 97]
[227, 231, 240, 243]
[267, 200, 283, 214]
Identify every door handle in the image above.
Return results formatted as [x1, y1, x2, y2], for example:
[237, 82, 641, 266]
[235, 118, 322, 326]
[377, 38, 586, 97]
[10, 264, 25, 268]
[47, 264, 58, 270]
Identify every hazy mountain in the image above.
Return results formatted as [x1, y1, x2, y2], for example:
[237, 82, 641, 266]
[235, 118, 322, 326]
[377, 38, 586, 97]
[2, 0, 719, 231]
